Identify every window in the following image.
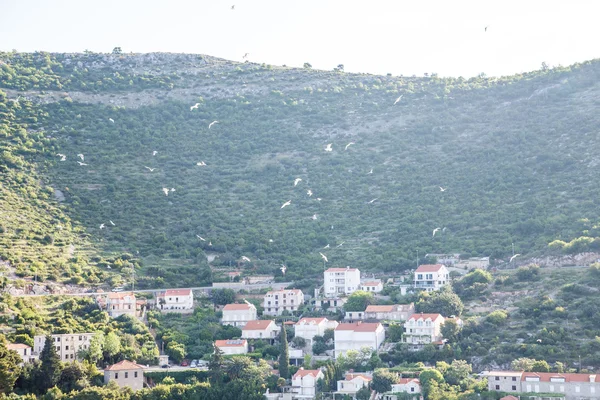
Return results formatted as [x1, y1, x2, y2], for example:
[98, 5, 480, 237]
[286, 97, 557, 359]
[575, 386, 580, 393]
[512, 386, 516, 391]
[125, 372, 128, 379]
[115, 373, 119, 379]
[70, 354, 74, 359]
[512, 377, 517, 381]
[495, 377, 500, 381]
[79, 336, 82, 340]
[410, 387, 414, 392]
[495, 385, 500, 390]
[57, 337, 61, 342]
[417, 274, 423, 279]
[66, 346, 69, 350]
[65, 355, 68, 359]
[56, 346, 60, 352]
[134, 372, 138, 378]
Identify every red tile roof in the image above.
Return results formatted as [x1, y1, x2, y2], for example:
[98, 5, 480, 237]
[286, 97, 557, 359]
[397, 378, 420, 384]
[362, 281, 381, 286]
[105, 360, 145, 371]
[107, 292, 135, 300]
[335, 322, 382, 332]
[407, 313, 444, 322]
[296, 317, 326, 325]
[365, 305, 394, 313]
[7, 343, 31, 350]
[500, 396, 519, 400]
[346, 373, 372, 381]
[265, 289, 303, 295]
[521, 372, 597, 382]
[223, 303, 254, 311]
[293, 369, 322, 379]
[415, 264, 444, 272]
[164, 289, 192, 296]
[215, 339, 247, 347]
[326, 267, 358, 272]
[242, 320, 276, 330]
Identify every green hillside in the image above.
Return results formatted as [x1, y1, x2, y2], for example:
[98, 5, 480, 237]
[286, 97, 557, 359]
[2, 51, 600, 288]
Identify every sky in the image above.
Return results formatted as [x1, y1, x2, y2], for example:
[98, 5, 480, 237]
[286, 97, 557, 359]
[1, 0, 599, 78]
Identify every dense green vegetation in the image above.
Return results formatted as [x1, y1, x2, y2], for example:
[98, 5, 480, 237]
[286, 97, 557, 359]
[4, 51, 600, 288]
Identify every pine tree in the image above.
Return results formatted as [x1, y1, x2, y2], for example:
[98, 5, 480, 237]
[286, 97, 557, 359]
[209, 344, 224, 384]
[37, 334, 62, 392]
[0, 337, 22, 394]
[278, 326, 290, 379]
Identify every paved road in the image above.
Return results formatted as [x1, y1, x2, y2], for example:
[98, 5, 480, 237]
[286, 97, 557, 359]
[9, 281, 293, 297]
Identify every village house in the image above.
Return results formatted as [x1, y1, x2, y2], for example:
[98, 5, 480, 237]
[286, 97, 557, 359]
[294, 317, 339, 348]
[156, 288, 194, 312]
[104, 360, 146, 391]
[455, 257, 490, 270]
[221, 302, 257, 327]
[403, 313, 445, 350]
[334, 321, 385, 358]
[106, 292, 137, 317]
[360, 280, 384, 293]
[324, 267, 361, 297]
[34, 333, 95, 362]
[314, 296, 347, 312]
[263, 289, 304, 316]
[413, 264, 449, 292]
[6, 343, 35, 364]
[336, 373, 372, 397]
[487, 371, 600, 399]
[241, 320, 281, 341]
[292, 368, 325, 398]
[214, 339, 248, 355]
[346, 304, 415, 322]
[382, 378, 421, 399]
[425, 253, 461, 266]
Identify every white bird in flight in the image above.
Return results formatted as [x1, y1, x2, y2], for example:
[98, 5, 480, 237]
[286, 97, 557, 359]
[190, 103, 200, 111]
[144, 166, 156, 172]
[323, 244, 330, 249]
[281, 200, 291, 209]
[241, 256, 251, 262]
[307, 189, 313, 197]
[324, 143, 333, 152]
[311, 214, 318, 220]
[162, 188, 169, 196]
[99, 224, 105, 229]
[336, 242, 345, 247]
[109, 118, 115, 123]
[316, 198, 322, 201]
[368, 198, 378, 204]
[439, 186, 447, 192]
[208, 120, 219, 129]
[77, 161, 87, 166]
[208, 241, 212, 246]
[56, 153, 66, 161]
[432, 227, 441, 237]
[196, 235, 206, 241]
[510, 254, 520, 263]
[197, 161, 207, 166]
[394, 95, 403, 105]
[319, 252, 328, 262]
[170, 188, 176, 192]
[109, 220, 116, 226]
[152, 151, 158, 156]
[294, 178, 302, 186]
[368, 168, 373, 174]
[345, 142, 355, 151]
[280, 264, 287, 275]
[77, 154, 84, 161]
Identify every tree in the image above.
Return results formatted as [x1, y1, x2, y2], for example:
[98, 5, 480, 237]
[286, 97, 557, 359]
[415, 287, 464, 317]
[166, 341, 185, 364]
[486, 310, 508, 325]
[312, 341, 327, 355]
[112, 47, 122, 55]
[212, 289, 236, 306]
[440, 319, 460, 343]
[323, 329, 334, 343]
[37, 334, 62, 391]
[356, 385, 371, 400]
[209, 345, 224, 384]
[371, 369, 397, 393]
[511, 357, 535, 372]
[343, 291, 374, 312]
[278, 325, 290, 379]
[419, 369, 444, 399]
[103, 332, 121, 363]
[532, 360, 551, 372]
[292, 336, 306, 348]
[58, 361, 88, 392]
[225, 356, 253, 380]
[443, 360, 471, 387]
[82, 332, 104, 364]
[303, 63, 312, 69]
[0, 338, 21, 393]
[334, 64, 344, 72]
[388, 324, 404, 342]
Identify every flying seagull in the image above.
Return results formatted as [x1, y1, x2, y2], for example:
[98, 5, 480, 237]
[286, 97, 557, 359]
[442, 227, 447, 232]
[144, 166, 156, 172]
[77, 154, 84, 161]
[345, 142, 355, 151]
[190, 103, 200, 111]
[77, 161, 87, 166]
[294, 178, 302, 186]
[316, 198, 322, 201]
[162, 188, 169, 196]
[432, 227, 441, 237]
[196, 161, 207, 166]
[99, 224, 105, 229]
[336, 242, 345, 247]
[109, 220, 116, 226]
[208, 241, 212, 246]
[368, 198, 378, 204]
[324, 143, 333, 152]
[319, 252, 328, 262]
[241, 256, 251, 262]
[281, 200, 292, 209]
[109, 118, 115, 123]
[311, 214, 318, 220]
[152, 151, 158, 156]
[307, 189, 313, 197]
[243, 53, 249, 59]
[324, 244, 330, 249]
[510, 254, 520, 263]
[196, 235, 206, 241]
[439, 186, 447, 192]
[368, 168, 373, 174]
[280, 264, 287, 275]
[208, 120, 219, 129]
[56, 153, 66, 161]
[394, 95, 403, 105]
[170, 188, 176, 192]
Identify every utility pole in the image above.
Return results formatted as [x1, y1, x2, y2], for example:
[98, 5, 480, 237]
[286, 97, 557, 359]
[131, 264, 135, 292]
[416, 249, 419, 267]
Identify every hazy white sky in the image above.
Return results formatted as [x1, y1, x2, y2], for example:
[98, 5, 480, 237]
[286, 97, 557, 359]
[1, 0, 599, 78]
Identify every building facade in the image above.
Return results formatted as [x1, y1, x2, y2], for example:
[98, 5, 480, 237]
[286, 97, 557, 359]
[241, 320, 281, 340]
[360, 280, 383, 293]
[487, 371, 600, 399]
[337, 373, 372, 397]
[294, 318, 339, 347]
[263, 289, 304, 316]
[334, 321, 385, 358]
[107, 292, 137, 317]
[222, 302, 257, 327]
[215, 339, 248, 355]
[104, 360, 145, 391]
[34, 333, 95, 362]
[6, 343, 35, 364]
[324, 267, 361, 297]
[346, 304, 415, 322]
[403, 313, 445, 349]
[292, 368, 325, 398]
[413, 264, 449, 292]
[157, 289, 194, 311]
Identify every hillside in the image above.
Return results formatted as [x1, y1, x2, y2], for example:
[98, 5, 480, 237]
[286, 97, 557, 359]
[2, 51, 600, 288]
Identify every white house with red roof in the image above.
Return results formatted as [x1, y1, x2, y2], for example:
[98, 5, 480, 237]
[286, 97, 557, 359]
[104, 360, 146, 391]
[390, 377, 421, 396]
[346, 304, 416, 322]
[336, 372, 372, 396]
[6, 343, 35, 364]
[413, 264, 449, 291]
[107, 292, 137, 317]
[360, 280, 383, 293]
[334, 321, 385, 358]
[215, 339, 248, 355]
[487, 370, 600, 399]
[324, 267, 361, 297]
[294, 317, 339, 347]
[241, 320, 280, 340]
[222, 302, 257, 327]
[263, 289, 304, 316]
[403, 313, 445, 349]
[157, 288, 194, 312]
[292, 368, 325, 398]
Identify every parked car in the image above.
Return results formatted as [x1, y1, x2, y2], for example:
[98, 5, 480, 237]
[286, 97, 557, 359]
[190, 360, 197, 368]
[181, 360, 189, 367]
[161, 364, 169, 369]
